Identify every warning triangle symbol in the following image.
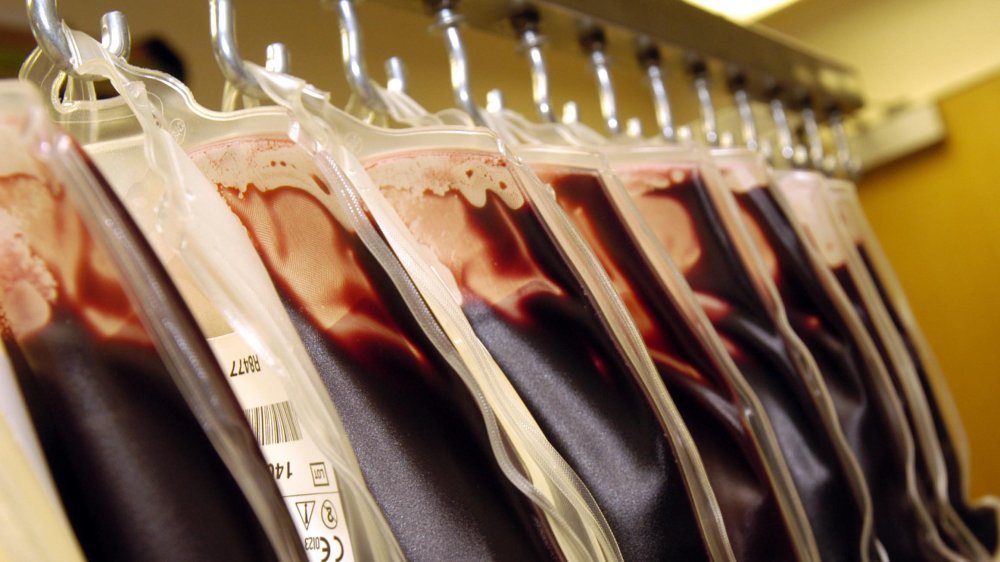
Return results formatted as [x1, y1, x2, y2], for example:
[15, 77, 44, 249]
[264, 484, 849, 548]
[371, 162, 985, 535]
[295, 501, 316, 530]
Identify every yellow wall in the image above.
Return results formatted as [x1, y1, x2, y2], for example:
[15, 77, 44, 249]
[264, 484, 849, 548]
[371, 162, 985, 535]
[858, 71, 1000, 498]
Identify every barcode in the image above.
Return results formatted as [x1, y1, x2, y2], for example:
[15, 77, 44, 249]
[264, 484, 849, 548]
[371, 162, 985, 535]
[243, 400, 302, 446]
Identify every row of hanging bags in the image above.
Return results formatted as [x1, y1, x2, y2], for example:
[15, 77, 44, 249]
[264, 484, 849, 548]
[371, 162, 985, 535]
[0, 78, 303, 561]
[19, 26, 626, 562]
[479, 48, 999, 560]
[9, 7, 996, 561]
[825, 177, 1000, 555]
[478, 104, 844, 561]
[381, 71, 866, 561]
[773, 166, 996, 560]
[381, 80, 828, 561]
[808, 171, 998, 558]
[477, 93, 878, 561]
[472, 50, 995, 559]
[226, 23, 992, 562]
[255, 66, 740, 561]
[19, 34, 404, 561]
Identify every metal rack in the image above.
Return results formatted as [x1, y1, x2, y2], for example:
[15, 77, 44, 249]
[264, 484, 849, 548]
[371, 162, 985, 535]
[376, 0, 863, 117]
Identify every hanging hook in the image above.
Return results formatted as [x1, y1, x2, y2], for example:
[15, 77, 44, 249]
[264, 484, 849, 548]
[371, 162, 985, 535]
[769, 93, 795, 165]
[99, 11, 131, 60]
[265, 42, 290, 73]
[427, 0, 484, 125]
[579, 25, 619, 136]
[486, 88, 504, 113]
[210, 0, 267, 100]
[26, 1, 130, 81]
[799, 95, 826, 171]
[511, 7, 554, 123]
[323, 0, 387, 113]
[688, 57, 718, 146]
[561, 100, 579, 124]
[728, 71, 758, 151]
[636, 40, 675, 142]
[829, 109, 860, 178]
[676, 124, 693, 144]
[26, 0, 76, 72]
[625, 116, 643, 139]
[385, 56, 406, 93]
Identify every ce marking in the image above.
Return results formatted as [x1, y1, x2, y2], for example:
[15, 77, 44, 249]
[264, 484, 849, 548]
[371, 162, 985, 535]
[311, 536, 344, 562]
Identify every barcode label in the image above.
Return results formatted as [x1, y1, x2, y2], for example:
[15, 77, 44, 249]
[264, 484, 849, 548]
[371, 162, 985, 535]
[243, 400, 302, 446]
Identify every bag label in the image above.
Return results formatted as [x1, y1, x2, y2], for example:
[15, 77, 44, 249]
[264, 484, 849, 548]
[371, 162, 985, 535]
[209, 332, 355, 562]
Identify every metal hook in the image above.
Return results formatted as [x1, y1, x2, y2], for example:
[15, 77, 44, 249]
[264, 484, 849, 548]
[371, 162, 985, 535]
[625, 116, 643, 138]
[428, 1, 484, 125]
[265, 42, 290, 73]
[325, 0, 386, 113]
[99, 11, 131, 60]
[792, 142, 810, 169]
[26, 1, 130, 81]
[486, 88, 504, 113]
[636, 40, 675, 142]
[562, 100, 579, 124]
[689, 59, 718, 146]
[385, 56, 406, 93]
[829, 110, 860, 178]
[210, 0, 267, 100]
[799, 97, 825, 170]
[579, 25, 619, 136]
[511, 8, 554, 122]
[729, 73, 758, 151]
[26, 0, 76, 72]
[677, 124, 693, 144]
[770, 96, 795, 164]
